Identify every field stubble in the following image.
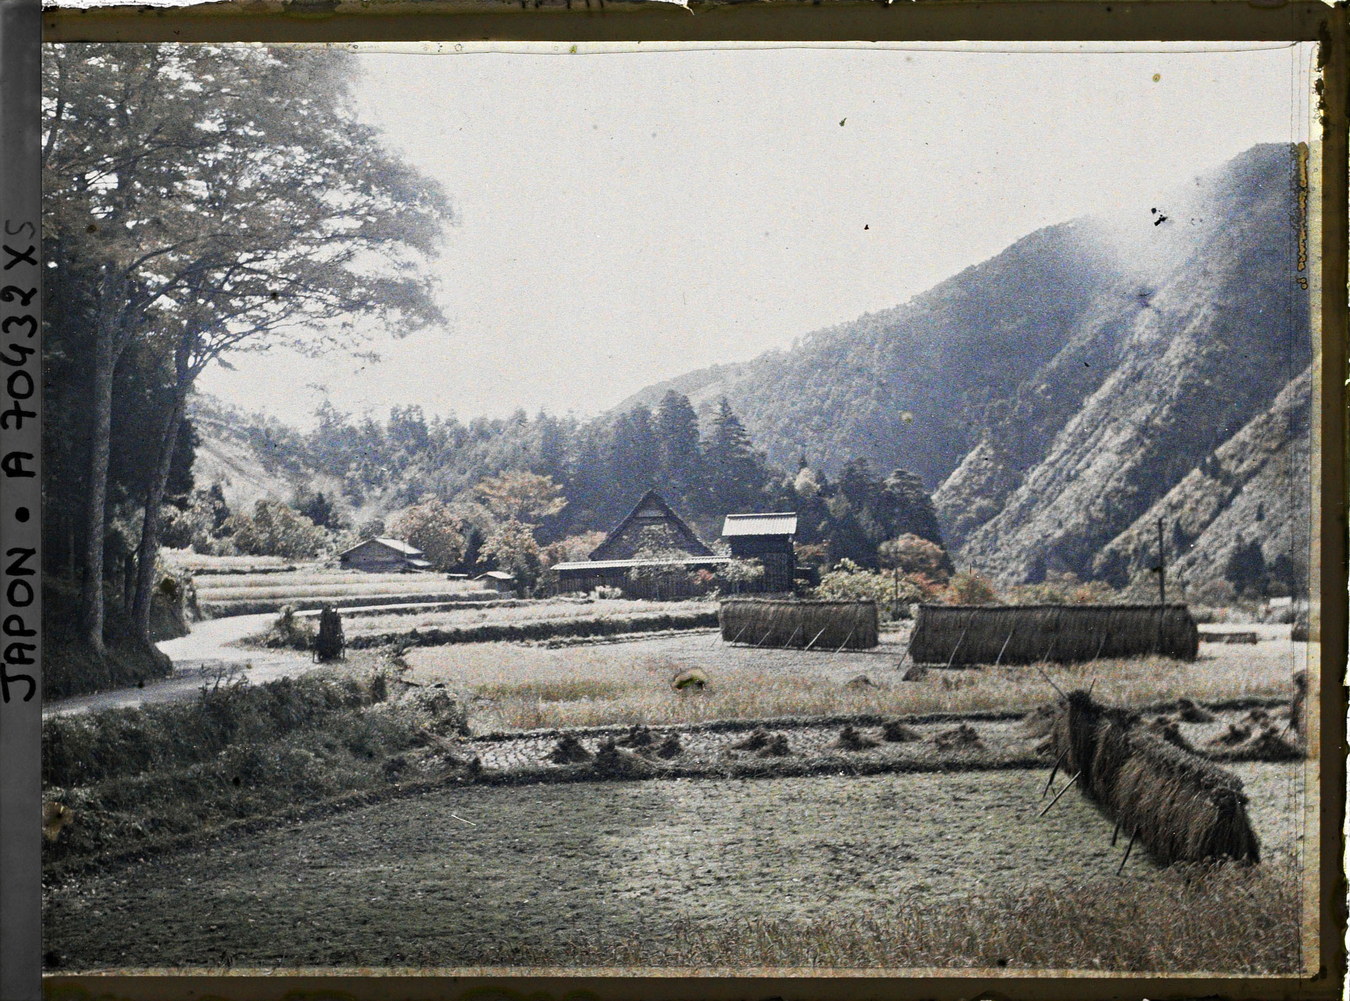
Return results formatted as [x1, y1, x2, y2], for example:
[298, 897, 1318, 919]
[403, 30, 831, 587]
[41, 764, 1303, 973]
[405, 630, 1304, 731]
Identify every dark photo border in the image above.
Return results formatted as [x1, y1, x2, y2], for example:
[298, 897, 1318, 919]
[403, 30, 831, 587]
[8, 4, 1346, 999]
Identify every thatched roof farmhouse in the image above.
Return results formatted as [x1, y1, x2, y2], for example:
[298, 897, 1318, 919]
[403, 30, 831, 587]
[338, 537, 432, 572]
[553, 490, 727, 597]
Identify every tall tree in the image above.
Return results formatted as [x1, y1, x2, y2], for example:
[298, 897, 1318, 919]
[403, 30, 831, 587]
[704, 397, 766, 513]
[655, 390, 703, 504]
[43, 44, 453, 646]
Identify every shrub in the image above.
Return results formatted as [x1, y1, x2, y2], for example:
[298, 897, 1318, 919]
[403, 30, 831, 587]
[812, 559, 918, 621]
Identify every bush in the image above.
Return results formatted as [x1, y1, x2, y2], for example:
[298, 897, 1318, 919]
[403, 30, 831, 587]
[812, 559, 918, 622]
[226, 500, 329, 560]
[261, 605, 315, 651]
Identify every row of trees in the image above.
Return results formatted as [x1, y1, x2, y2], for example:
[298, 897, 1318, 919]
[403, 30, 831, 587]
[277, 388, 954, 570]
[43, 44, 453, 652]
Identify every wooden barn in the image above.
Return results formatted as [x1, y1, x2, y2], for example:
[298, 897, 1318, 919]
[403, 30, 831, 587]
[475, 570, 517, 595]
[721, 512, 799, 593]
[553, 490, 728, 598]
[907, 603, 1200, 666]
[338, 537, 432, 573]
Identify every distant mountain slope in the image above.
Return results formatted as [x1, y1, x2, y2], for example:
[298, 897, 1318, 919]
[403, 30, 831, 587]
[1092, 367, 1312, 593]
[934, 144, 1308, 581]
[188, 396, 346, 514]
[622, 143, 1310, 586]
[624, 217, 1126, 489]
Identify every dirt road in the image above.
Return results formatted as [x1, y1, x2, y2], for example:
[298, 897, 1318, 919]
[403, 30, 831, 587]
[43, 614, 318, 717]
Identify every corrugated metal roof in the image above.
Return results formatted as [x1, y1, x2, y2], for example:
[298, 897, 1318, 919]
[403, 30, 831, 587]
[721, 513, 798, 537]
[554, 557, 732, 572]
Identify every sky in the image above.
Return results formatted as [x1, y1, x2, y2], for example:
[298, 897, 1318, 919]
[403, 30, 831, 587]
[195, 42, 1317, 429]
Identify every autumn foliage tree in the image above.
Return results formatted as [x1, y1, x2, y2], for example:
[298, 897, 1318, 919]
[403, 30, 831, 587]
[388, 498, 467, 572]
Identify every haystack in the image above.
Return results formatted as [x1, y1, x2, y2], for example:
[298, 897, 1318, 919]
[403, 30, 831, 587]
[731, 728, 772, 751]
[548, 734, 592, 764]
[593, 738, 655, 777]
[908, 603, 1199, 666]
[1290, 670, 1307, 741]
[934, 723, 982, 750]
[1245, 725, 1301, 762]
[1177, 698, 1214, 723]
[756, 734, 791, 757]
[1049, 689, 1260, 865]
[882, 719, 921, 742]
[834, 725, 879, 750]
[672, 668, 708, 692]
[720, 598, 879, 650]
[616, 724, 654, 748]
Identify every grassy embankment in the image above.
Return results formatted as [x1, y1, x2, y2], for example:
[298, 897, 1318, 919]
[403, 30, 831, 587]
[41, 672, 468, 872]
[42, 580, 183, 700]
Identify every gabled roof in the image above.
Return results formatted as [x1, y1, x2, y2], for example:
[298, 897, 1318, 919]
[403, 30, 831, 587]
[722, 512, 798, 537]
[476, 570, 516, 581]
[589, 489, 713, 560]
[338, 537, 425, 558]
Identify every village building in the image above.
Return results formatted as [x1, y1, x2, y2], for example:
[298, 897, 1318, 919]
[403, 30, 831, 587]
[475, 569, 518, 595]
[721, 512, 800, 593]
[338, 537, 432, 572]
[552, 490, 729, 597]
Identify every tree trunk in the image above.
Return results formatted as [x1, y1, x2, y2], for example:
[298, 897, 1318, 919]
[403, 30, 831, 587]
[132, 384, 189, 642]
[79, 334, 116, 654]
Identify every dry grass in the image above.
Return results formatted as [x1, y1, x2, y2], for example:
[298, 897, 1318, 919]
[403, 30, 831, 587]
[486, 859, 1302, 972]
[406, 631, 1303, 731]
[197, 580, 486, 602]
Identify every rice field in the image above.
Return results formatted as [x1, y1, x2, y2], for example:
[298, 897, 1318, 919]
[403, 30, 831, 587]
[41, 763, 1306, 973]
[342, 599, 714, 638]
[192, 568, 494, 616]
[405, 628, 1306, 731]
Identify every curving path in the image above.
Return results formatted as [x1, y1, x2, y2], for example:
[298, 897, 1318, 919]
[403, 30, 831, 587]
[43, 613, 320, 717]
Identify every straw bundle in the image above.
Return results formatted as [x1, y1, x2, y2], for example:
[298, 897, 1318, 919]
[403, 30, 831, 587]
[908, 603, 1199, 666]
[1049, 689, 1260, 865]
[720, 598, 879, 650]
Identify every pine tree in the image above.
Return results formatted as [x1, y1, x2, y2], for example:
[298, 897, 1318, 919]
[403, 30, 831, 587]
[655, 390, 703, 502]
[704, 398, 766, 512]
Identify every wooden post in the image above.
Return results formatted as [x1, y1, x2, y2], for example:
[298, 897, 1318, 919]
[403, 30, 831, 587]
[1157, 517, 1167, 605]
[1156, 517, 1166, 655]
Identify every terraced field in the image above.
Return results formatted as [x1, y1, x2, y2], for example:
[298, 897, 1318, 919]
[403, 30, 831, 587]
[193, 569, 494, 616]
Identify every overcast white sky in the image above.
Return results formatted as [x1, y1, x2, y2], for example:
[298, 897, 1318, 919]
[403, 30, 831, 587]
[196, 42, 1317, 428]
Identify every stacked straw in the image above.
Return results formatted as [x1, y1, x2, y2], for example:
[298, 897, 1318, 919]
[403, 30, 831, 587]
[719, 598, 879, 650]
[908, 603, 1199, 666]
[1050, 689, 1260, 865]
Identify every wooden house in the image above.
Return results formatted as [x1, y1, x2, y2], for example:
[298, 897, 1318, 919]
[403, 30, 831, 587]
[475, 570, 517, 595]
[338, 537, 431, 572]
[721, 512, 799, 592]
[553, 490, 727, 597]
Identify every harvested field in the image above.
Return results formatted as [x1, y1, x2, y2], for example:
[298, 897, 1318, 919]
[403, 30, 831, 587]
[342, 599, 713, 639]
[41, 763, 1303, 972]
[404, 628, 1305, 732]
[197, 575, 493, 617]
